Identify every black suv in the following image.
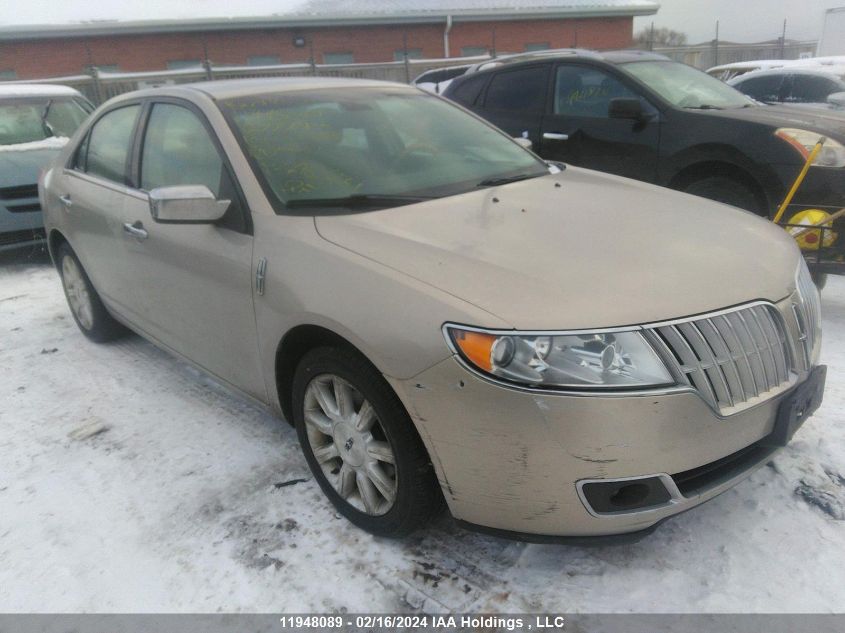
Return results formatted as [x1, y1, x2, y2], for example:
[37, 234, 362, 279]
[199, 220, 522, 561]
[443, 50, 845, 216]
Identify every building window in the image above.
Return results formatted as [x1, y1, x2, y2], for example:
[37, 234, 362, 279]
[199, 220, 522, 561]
[460, 46, 488, 57]
[166, 60, 202, 70]
[323, 52, 355, 65]
[393, 48, 423, 61]
[524, 43, 550, 52]
[247, 55, 280, 66]
[0, 69, 16, 80]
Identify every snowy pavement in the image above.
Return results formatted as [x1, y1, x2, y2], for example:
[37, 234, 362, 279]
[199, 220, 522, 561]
[1, 249, 844, 613]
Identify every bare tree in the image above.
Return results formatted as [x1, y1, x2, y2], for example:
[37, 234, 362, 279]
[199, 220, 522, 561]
[635, 27, 688, 49]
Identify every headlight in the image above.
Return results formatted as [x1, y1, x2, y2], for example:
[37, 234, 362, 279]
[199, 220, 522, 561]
[775, 128, 845, 168]
[445, 325, 675, 390]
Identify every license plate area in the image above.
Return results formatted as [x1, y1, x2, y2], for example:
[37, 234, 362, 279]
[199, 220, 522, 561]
[763, 365, 826, 447]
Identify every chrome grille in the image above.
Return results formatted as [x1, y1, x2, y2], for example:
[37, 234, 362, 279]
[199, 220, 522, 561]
[795, 261, 822, 368]
[646, 304, 794, 415]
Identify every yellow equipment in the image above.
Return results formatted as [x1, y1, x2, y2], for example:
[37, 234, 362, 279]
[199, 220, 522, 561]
[787, 209, 838, 250]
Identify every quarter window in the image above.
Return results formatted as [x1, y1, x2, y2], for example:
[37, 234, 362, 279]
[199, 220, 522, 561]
[85, 105, 140, 184]
[485, 66, 549, 113]
[554, 66, 637, 117]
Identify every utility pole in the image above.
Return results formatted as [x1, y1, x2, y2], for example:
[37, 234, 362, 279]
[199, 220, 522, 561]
[491, 26, 496, 58]
[648, 22, 654, 51]
[780, 19, 787, 58]
[402, 32, 410, 83]
[713, 20, 720, 67]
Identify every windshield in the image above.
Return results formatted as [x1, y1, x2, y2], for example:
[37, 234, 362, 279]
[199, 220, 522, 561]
[0, 97, 90, 146]
[220, 88, 548, 211]
[621, 61, 755, 110]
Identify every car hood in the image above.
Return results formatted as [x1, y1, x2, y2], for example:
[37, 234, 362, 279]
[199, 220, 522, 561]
[702, 104, 845, 138]
[315, 168, 800, 330]
[0, 145, 64, 188]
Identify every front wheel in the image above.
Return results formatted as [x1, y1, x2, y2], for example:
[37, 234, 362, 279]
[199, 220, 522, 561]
[57, 243, 126, 342]
[292, 346, 442, 537]
[681, 175, 763, 215]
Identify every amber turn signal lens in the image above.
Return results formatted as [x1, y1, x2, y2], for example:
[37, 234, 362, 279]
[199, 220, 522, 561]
[450, 329, 496, 372]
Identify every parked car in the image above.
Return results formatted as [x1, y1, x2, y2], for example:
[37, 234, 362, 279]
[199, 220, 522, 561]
[706, 60, 793, 82]
[41, 78, 824, 542]
[443, 50, 845, 216]
[729, 66, 845, 110]
[0, 84, 92, 252]
[411, 64, 471, 94]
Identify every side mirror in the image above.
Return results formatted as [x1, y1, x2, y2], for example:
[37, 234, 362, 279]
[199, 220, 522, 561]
[148, 185, 230, 224]
[608, 98, 646, 120]
[513, 136, 533, 150]
[827, 92, 845, 108]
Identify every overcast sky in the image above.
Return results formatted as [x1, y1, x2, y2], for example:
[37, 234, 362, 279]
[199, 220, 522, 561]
[634, 0, 844, 44]
[4, 0, 844, 45]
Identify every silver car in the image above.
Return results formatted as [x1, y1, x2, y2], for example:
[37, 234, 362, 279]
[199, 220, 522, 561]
[1, 85, 92, 251]
[39, 78, 825, 542]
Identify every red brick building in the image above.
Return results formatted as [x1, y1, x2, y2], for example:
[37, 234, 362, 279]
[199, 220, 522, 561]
[0, 1, 658, 80]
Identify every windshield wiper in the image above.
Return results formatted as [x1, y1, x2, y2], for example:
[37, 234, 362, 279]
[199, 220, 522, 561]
[476, 173, 541, 188]
[285, 193, 435, 210]
[40, 99, 56, 137]
[683, 104, 723, 110]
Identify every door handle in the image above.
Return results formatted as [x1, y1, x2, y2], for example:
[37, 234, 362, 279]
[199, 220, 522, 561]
[543, 132, 570, 141]
[123, 221, 148, 241]
[59, 194, 73, 209]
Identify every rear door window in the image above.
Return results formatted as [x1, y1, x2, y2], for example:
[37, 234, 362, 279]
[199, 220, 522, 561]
[789, 74, 841, 103]
[484, 66, 549, 113]
[448, 73, 489, 107]
[85, 105, 140, 184]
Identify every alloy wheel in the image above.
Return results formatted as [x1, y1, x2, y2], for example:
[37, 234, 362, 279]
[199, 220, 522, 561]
[303, 374, 398, 516]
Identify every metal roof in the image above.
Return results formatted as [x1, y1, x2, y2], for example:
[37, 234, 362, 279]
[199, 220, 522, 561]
[0, 1, 658, 41]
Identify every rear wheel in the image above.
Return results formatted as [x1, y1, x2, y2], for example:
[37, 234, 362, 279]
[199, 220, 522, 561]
[681, 175, 763, 215]
[57, 243, 126, 343]
[292, 346, 441, 537]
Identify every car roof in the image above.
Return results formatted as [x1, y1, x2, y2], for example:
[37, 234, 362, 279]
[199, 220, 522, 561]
[107, 76, 416, 103]
[731, 66, 845, 83]
[464, 48, 670, 74]
[707, 60, 792, 74]
[0, 84, 83, 99]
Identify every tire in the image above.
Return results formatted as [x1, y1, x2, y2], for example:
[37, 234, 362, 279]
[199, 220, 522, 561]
[292, 346, 442, 537]
[812, 271, 828, 291]
[56, 243, 127, 343]
[681, 175, 764, 215]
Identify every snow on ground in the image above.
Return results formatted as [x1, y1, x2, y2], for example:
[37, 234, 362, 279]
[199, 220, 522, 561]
[1, 248, 844, 613]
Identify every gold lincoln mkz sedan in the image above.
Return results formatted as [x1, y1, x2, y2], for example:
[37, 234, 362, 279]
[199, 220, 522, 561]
[39, 78, 825, 543]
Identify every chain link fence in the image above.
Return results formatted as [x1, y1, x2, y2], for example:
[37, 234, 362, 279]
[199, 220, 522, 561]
[1, 57, 487, 105]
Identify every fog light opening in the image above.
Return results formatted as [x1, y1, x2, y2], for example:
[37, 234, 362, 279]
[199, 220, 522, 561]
[609, 483, 651, 508]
